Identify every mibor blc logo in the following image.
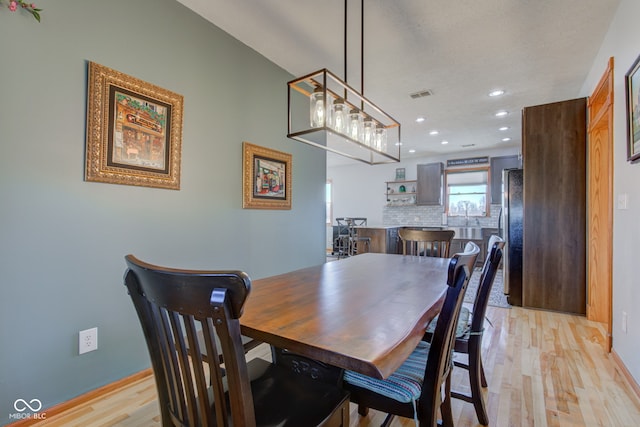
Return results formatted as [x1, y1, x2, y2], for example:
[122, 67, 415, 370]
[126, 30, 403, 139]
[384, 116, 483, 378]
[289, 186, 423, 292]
[9, 398, 46, 420]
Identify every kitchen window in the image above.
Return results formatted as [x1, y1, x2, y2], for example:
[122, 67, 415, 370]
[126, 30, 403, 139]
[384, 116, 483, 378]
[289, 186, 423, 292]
[445, 168, 489, 217]
[326, 180, 333, 225]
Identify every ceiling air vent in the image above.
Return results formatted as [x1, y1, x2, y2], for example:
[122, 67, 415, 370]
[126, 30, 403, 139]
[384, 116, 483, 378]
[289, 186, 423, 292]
[409, 89, 433, 99]
[461, 144, 476, 148]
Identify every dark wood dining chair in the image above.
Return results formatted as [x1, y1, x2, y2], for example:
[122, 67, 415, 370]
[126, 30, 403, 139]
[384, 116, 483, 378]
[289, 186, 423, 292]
[422, 235, 504, 425]
[398, 228, 455, 258]
[342, 242, 480, 427]
[124, 255, 350, 427]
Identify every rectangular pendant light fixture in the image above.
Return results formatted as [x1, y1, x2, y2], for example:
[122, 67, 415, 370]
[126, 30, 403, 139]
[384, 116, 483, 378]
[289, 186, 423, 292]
[287, 68, 401, 165]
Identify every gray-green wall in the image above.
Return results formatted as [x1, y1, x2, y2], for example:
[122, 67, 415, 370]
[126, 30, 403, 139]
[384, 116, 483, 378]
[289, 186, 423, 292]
[0, 0, 326, 421]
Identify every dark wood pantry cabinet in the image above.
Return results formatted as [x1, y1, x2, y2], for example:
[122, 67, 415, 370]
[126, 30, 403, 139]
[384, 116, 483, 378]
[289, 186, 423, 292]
[522, 97, 587, 315]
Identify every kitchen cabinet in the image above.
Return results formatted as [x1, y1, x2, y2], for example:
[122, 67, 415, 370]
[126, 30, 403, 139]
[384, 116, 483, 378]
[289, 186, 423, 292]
[489, 155, 521, 204]
[447, 227, 487, 267]
[416, 162, 443, 205]
[385, 180, 416, 206]
[522, 97, 586, 315]
[354, 227, 401, 254]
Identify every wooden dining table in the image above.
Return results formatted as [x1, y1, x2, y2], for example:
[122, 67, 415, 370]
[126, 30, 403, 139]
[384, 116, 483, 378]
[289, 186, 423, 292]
[240, 253, 451, 380]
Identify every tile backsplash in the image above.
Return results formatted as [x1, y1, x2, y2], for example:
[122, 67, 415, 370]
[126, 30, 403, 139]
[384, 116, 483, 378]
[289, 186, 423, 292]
[383, 204, 502, 228]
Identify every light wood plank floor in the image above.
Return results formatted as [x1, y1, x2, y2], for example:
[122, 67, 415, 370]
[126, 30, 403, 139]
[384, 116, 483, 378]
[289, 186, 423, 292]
[24, 306, 640, 426]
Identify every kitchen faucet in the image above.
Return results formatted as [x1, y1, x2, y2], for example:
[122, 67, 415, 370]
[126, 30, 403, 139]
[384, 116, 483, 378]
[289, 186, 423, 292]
[464, 201, 470, 226]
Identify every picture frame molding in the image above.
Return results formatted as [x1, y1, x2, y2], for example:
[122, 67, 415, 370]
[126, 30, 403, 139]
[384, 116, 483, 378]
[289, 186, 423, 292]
[85, 61, 184, 189]
[625, 54, 640, 162]
[242, 142, 292, 210]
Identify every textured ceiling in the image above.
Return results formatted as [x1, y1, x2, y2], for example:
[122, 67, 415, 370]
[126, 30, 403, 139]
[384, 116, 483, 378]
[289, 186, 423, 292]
[177, 0, 620, 164]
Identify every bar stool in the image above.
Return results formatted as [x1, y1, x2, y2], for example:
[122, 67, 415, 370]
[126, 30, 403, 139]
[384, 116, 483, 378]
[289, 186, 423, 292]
[348, 218, 371, 256]
[334, 217, 352, 259]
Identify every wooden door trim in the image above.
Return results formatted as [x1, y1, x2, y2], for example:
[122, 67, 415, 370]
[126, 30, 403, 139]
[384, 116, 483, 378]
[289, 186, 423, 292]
[587, 57, 614, 351]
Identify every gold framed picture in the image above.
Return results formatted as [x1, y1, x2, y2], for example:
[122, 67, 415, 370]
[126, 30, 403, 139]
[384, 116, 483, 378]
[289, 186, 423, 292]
[85, 61, 184, 189]
[242, 142, 292, 209]
[625, 54, 640, 162]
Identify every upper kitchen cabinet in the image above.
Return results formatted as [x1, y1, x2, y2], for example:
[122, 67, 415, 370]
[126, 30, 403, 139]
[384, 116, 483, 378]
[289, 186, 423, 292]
[522, 97, 587, 315]
[489, 155, 521, 204]
[416, 162, 443, 205]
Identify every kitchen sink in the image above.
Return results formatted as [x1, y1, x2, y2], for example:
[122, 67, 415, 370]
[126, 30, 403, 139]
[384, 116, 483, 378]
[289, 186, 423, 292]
[446, 227, 483, 240]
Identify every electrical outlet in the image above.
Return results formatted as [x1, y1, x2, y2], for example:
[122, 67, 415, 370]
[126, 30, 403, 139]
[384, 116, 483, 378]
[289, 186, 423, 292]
[622, 312, 628, 334]
[79, 327, 98, 354]
[617, 193, 628, 210]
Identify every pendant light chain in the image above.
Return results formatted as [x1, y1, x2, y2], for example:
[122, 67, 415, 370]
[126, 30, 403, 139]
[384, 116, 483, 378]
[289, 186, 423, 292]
[344, 0, 348, 99]
[360, 0, 365, 110]
[342, 0, 365, 107]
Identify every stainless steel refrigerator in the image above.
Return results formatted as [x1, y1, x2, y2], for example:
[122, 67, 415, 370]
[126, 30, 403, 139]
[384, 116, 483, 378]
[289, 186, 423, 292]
[501, 168, 523, 306]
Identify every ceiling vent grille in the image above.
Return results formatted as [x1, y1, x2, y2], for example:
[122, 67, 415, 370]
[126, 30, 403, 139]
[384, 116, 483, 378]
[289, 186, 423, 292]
[409, 89, 433, 99]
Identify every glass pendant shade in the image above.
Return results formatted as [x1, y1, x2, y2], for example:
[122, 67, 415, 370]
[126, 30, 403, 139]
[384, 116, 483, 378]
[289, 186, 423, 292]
[348, 108, 363, 141]
[310, 87, 326, 128]
[374, 124, 387, 151]
[332, 98, 347, 134]
[287, 69, 400, 165]
[362, 116, 375, 146]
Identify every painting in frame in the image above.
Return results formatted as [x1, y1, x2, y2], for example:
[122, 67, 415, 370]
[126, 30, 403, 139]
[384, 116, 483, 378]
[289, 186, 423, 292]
[85, 61, 184, 189]
[625, 54, 640, 162]
[242, 142, 292, 209]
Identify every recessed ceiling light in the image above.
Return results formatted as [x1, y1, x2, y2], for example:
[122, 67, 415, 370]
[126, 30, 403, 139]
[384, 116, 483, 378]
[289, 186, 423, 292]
[495, 111, 508, 117]
[502, 137, 511, 142]
[395, 142, 402, 146]
[416, 117, 425, 123]
[489, 90, 505, 97]
[429, 130, 439, 135]
[408, 149, 416, 153]
[499, 126, 509, 131]
[441, 140, 449, 145]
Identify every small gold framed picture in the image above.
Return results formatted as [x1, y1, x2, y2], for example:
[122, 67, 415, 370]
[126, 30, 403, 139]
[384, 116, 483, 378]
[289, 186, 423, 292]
[242, 142, 292, 209]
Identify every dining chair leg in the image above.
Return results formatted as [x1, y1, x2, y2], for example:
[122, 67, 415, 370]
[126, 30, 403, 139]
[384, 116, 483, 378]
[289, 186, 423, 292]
[468, 340, 489, 425]
[381, 413, 395, 427]
[480, 357, 487, 388]
[441, 373, 454, 427]
[357, 404, 369, 416]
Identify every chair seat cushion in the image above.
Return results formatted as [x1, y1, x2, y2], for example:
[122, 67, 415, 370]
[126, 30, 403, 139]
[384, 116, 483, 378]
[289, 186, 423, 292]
[425, 306, 471, 338]
[343, 341, 430, 403]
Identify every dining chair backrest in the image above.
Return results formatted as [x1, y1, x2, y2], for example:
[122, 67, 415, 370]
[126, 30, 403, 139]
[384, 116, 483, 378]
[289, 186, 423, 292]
[124, 255, 254, 426]
[419, 236, 504, 425]
[419, 241, 479, 422]
[452, 235, 504, 425]
[124, 255, 350, 427]
[470, 235, 505, 335]
[398, 228, 455, 258]
[342, 242, 479, 426]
